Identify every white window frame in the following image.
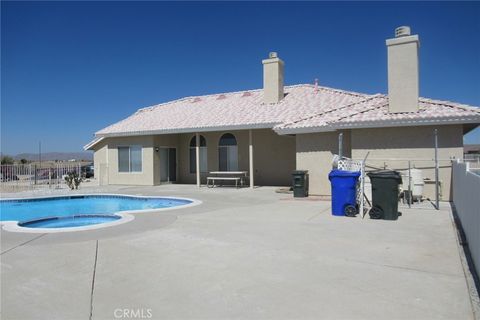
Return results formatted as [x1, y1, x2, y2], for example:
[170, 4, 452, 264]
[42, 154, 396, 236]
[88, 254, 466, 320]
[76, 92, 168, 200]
[118, 145, 143, 173]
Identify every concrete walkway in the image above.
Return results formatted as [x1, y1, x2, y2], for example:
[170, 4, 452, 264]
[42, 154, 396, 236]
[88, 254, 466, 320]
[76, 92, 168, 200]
[1, 185, 475, 319]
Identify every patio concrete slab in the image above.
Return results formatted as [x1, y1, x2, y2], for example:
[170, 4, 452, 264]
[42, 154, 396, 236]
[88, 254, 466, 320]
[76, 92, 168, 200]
[0, 185, 475, 319]
[1, 238, 96, 320]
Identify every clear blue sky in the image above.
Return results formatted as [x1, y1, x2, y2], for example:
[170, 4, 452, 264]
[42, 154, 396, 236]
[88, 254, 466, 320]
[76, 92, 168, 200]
[1, 1, 479, 155]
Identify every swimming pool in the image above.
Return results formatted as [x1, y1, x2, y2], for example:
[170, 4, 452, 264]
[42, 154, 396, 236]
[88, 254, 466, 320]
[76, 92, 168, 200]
[0, 195, 198, 232]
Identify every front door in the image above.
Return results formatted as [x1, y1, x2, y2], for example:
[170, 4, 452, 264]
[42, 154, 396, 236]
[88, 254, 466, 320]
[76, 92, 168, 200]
[159, 147, 177, 183]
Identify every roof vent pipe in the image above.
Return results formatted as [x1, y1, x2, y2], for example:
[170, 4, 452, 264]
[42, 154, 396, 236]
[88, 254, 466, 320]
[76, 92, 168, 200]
[262, 52, 284, 104]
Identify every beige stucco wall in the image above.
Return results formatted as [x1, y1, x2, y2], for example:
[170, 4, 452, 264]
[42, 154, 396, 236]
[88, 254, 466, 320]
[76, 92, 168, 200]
[253, 129, 296, 186]
[296, 125, 463, 200]
[92, 129, 295, 187]
[93, 139, 108, 185]
[386, 35, 420, 113]
[92, 125, 463, 198]
[296, 130, 351, 195]
[178, 129, 296, 186]
[103, 135, 156, 186]
[351, 125, 463, 201]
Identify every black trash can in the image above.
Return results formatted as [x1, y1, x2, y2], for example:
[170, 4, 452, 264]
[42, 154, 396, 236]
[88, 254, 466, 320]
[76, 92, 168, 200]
[367, 170, 402, 220]
[292, 170, 308, 198]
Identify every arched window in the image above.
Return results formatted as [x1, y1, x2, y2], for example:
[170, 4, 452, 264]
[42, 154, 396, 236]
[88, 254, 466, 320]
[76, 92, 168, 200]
[218, 133, 238, 171]
[189, 135, 207, 174]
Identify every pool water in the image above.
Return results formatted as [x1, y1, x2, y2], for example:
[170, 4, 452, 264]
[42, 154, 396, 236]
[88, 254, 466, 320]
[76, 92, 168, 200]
[0, 195, 192, 228]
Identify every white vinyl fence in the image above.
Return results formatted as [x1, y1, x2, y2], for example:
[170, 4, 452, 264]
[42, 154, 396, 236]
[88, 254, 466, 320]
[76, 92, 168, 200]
[452, 160, 480, 276]
[0, 163, 82, 192]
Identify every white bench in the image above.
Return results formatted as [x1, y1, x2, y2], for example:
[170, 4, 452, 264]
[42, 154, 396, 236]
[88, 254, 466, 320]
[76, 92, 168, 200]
[207, 176, 242, 188]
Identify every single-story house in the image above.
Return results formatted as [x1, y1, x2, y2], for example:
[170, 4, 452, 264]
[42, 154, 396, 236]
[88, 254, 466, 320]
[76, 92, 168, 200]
[85, 26, 480, 201]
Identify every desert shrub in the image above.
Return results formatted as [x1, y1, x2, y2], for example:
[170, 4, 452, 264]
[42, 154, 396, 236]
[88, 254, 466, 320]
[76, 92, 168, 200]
[1, 156, 14, 165]
[64, 171, 82, 190]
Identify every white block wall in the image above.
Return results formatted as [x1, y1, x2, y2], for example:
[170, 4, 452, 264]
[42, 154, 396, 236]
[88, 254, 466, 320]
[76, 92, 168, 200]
[452, 161, 480, 277]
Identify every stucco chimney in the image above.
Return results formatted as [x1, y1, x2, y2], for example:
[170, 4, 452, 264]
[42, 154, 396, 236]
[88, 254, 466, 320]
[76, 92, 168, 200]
[386, 26, 420, 113]
[262, 52, 284, 104]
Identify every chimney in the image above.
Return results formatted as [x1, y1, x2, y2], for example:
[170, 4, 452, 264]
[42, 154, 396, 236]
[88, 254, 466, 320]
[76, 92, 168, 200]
[262, 52, 284, 104]
[386, 26, 420, 113]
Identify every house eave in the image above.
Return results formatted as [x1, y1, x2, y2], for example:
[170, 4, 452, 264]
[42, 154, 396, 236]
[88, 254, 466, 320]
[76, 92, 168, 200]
[95, 123, 279, 139]
[83, 137, 105, 151]
[275, 117, 480, 135]
[274, 126, 336, 135]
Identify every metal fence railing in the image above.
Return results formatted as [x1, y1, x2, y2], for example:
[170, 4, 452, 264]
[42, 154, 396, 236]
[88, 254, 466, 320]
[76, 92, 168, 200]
[351, 157, 457, 207]
[0, 163, 83, 193]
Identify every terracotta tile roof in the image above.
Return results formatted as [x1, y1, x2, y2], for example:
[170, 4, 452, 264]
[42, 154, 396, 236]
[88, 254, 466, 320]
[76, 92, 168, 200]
[92, 84, 479, 140]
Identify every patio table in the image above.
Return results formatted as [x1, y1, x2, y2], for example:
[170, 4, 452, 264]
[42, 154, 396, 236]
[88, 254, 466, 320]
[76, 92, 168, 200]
[207, 171, 248, 188]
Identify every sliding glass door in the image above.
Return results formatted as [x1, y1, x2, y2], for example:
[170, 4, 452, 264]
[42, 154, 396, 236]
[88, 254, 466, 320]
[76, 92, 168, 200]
[159, 147, 176, 182]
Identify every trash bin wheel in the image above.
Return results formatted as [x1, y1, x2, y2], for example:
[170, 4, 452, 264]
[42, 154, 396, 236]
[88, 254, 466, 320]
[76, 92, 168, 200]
[344, 205, 357, 217]
[369, 206, 383, 219]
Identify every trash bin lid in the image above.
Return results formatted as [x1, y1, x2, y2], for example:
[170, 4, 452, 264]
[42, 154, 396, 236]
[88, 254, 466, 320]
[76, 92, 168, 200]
[328, 170, 361, 178]
[367, 170, 402, 181]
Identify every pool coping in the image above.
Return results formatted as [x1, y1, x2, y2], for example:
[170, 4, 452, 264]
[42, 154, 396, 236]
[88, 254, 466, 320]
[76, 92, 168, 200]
[0, 194, 202, 233]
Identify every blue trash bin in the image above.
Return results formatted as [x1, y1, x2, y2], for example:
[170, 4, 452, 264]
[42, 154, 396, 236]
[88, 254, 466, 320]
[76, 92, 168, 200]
[328, 170, 361, 216]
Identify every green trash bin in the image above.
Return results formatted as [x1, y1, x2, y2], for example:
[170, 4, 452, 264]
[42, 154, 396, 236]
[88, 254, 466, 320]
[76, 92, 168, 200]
[367, 170, 402, 220]
[292, 170, 308, 198]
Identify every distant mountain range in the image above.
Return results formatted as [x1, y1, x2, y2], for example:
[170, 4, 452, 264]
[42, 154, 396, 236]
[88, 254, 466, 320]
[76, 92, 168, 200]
[8, 152, 93, 161]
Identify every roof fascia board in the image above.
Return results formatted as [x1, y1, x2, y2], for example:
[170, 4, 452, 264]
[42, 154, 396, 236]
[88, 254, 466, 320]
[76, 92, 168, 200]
[83, 137, 105, 151]
[275, 117, 480, 135]
[96, 123, 278, 138]
[274, 126, 336, 135]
